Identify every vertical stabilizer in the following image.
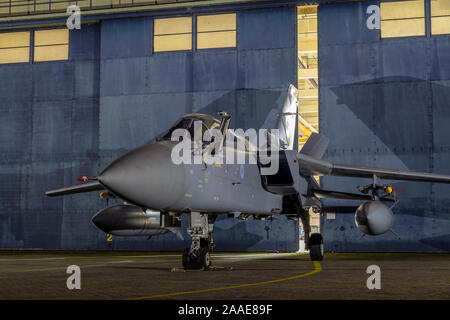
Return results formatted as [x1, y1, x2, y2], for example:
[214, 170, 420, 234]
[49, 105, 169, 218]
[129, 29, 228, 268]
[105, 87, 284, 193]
[275, 84, 298, 150]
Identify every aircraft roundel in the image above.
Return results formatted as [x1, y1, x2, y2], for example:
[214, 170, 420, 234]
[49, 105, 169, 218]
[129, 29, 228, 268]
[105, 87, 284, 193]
[240, 164, 245, 179]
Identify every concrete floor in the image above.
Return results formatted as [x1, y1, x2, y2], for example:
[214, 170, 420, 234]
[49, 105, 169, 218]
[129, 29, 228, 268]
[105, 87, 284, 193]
[0, 251, 448, 300]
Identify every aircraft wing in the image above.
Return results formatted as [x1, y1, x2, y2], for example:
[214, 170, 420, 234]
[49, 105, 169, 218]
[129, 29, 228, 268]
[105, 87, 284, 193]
[46, 181, 104, 197]
[298, 153, 450, 183]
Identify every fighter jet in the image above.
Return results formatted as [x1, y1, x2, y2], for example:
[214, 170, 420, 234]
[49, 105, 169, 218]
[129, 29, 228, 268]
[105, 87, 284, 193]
[46, 85, 450, 269]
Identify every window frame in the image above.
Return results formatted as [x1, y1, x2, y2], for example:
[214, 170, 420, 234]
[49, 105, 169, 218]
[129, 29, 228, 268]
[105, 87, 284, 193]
[33, 28, 70, 63]
[195, 12, 237, 51]
[0, 27, 70, 65]
[0, 30, 31, 65]
[153, 16, 193, 53]
[380, 0, 427, 40]
[430, 0, 450, 36]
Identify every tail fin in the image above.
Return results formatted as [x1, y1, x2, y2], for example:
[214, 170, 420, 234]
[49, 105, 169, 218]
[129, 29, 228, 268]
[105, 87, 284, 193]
[300, 133, 329, 159]
[275, 84, 298, 150]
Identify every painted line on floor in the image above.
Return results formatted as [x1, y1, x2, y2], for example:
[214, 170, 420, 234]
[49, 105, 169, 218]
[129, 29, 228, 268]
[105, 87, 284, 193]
[213, 253, 295, 258]
[0, 260, 135, 273]
[125, 261, 322, 300]
[60, 254, 181, 259]
[0, 253, 295, 262]
[0, 257, 66, 262]
[62, 253, 284, 259]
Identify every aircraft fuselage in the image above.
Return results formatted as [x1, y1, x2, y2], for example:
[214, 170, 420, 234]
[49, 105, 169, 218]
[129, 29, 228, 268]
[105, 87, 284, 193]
[97, 140, 287, 216]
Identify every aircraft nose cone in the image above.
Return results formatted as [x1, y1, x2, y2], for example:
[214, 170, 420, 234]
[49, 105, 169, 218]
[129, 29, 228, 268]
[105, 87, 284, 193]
[98, 141, 185, 209]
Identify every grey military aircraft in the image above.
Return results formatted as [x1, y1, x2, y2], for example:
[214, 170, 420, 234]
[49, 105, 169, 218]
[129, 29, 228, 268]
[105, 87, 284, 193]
[46, 84, 450, 270]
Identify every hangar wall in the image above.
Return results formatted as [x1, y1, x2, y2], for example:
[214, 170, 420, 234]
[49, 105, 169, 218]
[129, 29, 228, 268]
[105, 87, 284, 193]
[319, 1, 450, 252]
[0, 5, 299, 251]
[0, 25, 101, 249]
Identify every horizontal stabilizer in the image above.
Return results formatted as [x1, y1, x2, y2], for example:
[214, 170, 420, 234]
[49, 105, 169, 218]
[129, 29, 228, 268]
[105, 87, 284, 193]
[299, 133, 329, 159]
[46, 181, 104, 197]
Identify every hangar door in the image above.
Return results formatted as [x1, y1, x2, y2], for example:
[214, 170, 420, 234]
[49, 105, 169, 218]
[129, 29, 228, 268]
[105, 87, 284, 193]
[297, 4, 320, 251]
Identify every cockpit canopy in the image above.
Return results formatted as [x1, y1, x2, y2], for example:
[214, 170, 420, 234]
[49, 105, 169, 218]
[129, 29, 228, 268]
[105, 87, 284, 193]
[157, 112, 258, 154]
[157, 113, 221, 141]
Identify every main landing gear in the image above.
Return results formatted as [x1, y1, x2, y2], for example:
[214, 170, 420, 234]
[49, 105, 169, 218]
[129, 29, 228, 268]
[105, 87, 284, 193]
[300, 208, 324, 261]
[309, 233, 324, 261]
[182, 212, 215, 270]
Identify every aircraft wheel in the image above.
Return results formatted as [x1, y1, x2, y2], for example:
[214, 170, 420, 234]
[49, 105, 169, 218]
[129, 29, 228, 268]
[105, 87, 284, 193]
[199, 247, 211, 269]
[309, 233, 324, 261]
[182, 248, 191, 269]
[182, 248, 206, 270]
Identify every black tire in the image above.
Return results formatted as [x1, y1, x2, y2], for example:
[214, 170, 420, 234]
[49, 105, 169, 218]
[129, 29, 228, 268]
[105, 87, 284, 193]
[182, 248, 205, 270]
[182, 248, 191, 269]
[309, 233, 324, 261]
[199, 247, 211, 269]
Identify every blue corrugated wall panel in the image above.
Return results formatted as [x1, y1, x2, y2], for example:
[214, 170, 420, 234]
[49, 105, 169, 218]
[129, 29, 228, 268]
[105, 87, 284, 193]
[238, 7, 296, 50]
[0, 7, 298, 251]
[0, 24, 101, 249]
[3, 1, 448, 252]
[319, 1, 450, 252]
[100, 18, 153, 59]
[319, 1, 378, 45]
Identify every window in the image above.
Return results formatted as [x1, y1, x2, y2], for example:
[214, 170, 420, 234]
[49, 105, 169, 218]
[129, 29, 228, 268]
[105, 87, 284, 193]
[431, 0, 450, 35]
[34, 29, 69, 62]
[9, 1, 30, 15]
[0, 31, 30, 64]
[197, 13, 236, 49]
[380, 0, 425, 38]
[154, 17, 192, 52]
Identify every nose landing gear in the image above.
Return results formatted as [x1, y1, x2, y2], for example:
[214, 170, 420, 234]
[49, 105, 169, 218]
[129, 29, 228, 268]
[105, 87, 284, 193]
[182, 212, 215, 270]
[182, 240, 212, 270]
[182, 246, 211, 270]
